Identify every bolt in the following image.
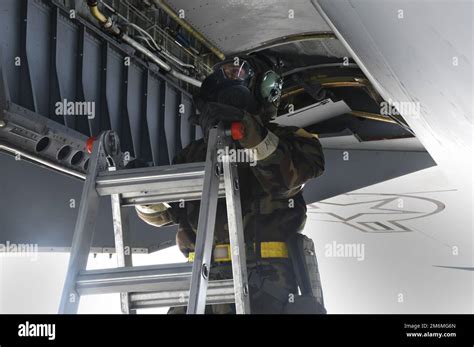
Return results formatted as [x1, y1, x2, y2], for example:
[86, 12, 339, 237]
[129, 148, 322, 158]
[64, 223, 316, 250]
[243, 284, 249, 296]
[234, 178, 240, 191]
[215, 163, 222, 176]
[201, 263, 209, 280]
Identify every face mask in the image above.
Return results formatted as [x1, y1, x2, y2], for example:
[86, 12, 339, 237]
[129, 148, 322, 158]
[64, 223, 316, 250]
[199, 57, 280, 115]
[216, 84, 260, 113]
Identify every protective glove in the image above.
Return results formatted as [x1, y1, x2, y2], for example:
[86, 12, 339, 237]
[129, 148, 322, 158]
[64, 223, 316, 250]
[191, 97, 245, 140]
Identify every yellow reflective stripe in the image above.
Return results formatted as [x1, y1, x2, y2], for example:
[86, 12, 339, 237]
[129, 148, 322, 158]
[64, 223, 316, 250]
[187, 245, 231, 262]
[260, 242, 288, 258]
[213, 244, 232, 262]
[187, 242, 288, 262]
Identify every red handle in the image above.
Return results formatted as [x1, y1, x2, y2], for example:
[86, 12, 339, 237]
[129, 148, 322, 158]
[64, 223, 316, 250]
[86, 136, 96, 154]
[230, 121, 244, 141]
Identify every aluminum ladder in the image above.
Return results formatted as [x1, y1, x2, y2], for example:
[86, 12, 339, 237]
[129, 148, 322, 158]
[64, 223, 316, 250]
[58, 125, 251, 314]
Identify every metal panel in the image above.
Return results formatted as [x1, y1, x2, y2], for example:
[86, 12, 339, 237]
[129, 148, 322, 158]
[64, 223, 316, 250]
[145, 72, 161, 164]
[0, 0, 199, 254]
[180, 93, 195, 147]
[320, 136, 427, 152]
[25, 0, 52, 118]
[125, 62, 146, 158]
[18, 0, 37, 112]
[119, 97, 134, 157]
[0, 0, 22, 105]
[138, 91, 153, 164]
[54, 10, 80, 127]
[105, 45, 125, 134]
[48, 8, 63, 128]
[157, 80, 170, 165]
[146, 73, 170, 166]
[1, 0, 194, 163]
[303, 149, 436, 204]
[72, 26, 90, 136]
[314, 0, 473, 185]
[164, 82, 181, 162]
[81, 30, 103, 136]
[98, 42, 111, 134]
[166, 0, 332, 54]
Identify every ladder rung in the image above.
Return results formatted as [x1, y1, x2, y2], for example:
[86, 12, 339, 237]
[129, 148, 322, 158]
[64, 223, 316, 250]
[95, 162, 225, 205]
[76, 263, 193, 295]
[129, 280, 235, 309]
[75, 263, 235, 308]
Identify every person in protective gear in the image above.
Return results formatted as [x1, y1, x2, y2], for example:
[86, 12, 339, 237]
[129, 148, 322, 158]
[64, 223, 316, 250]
[135, 54, 326, 314]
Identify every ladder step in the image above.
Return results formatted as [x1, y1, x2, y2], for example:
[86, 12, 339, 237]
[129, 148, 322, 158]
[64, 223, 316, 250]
[95, 162, 225, 205]
[76, 263, 192, 295]
[129, 280, 235, 309]
[75, 263, 235, 308]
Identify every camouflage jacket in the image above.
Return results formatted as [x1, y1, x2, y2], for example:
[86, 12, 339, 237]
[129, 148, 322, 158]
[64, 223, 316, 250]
[167, 120, 325, 257]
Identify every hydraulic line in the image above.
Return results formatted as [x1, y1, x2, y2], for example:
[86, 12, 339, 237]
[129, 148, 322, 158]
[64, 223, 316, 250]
[86, 0, 121, 36]
[89, 3, 107, 24]
[151, 0, 226, 61]
[121, 33, 172, 72]
[85, 0, 202, 87]
[100, 1, 198, 70]
[121, 35, 202, 87]
[127, 22, 196, 70]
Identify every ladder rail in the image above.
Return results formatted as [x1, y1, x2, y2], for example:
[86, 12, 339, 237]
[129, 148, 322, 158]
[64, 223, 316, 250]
[110, 191, 136, 314]
[186, 127, 221, 314]
[222, 152, 251, 314]
[58, 132, 105, 314]
[59, 127, 252, 314]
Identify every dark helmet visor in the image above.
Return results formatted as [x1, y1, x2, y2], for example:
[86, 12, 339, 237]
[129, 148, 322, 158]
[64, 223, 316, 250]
[213, 60, 254, 82]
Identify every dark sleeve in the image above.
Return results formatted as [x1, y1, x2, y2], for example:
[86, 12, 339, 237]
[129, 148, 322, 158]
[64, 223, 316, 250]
[250, 127, 325, 199]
